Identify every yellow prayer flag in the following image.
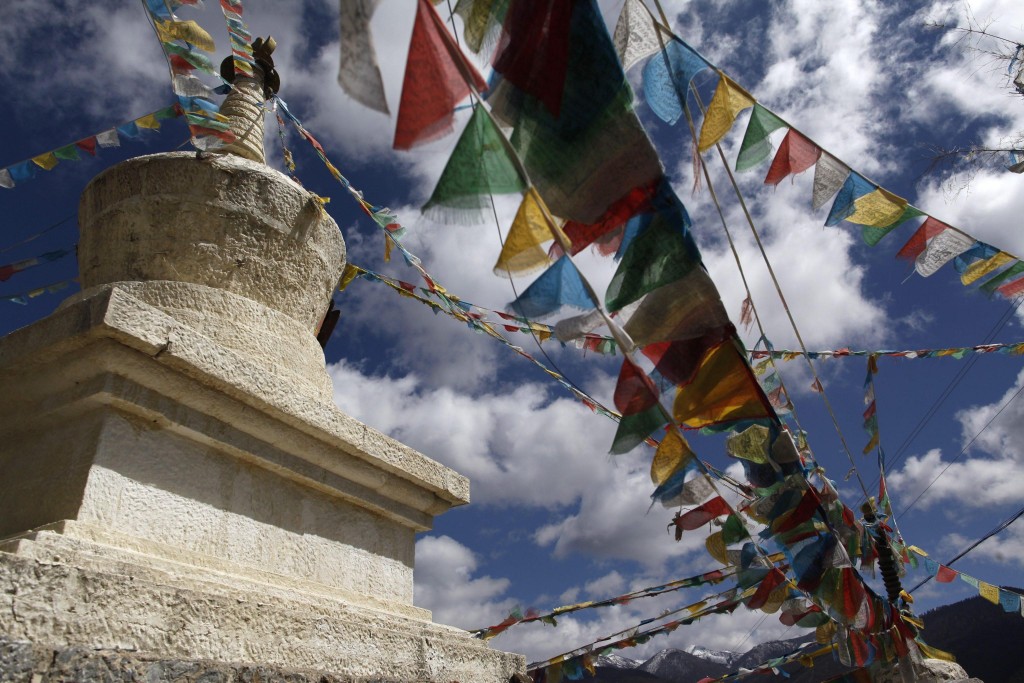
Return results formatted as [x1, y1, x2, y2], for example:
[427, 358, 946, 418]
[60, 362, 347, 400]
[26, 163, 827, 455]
[687, 600, 708, 614]
[916, 641, 957, 662]
[979, 581, 1001, 605]
[673, 339, 772, 429]
[962, 251, 1013, 285]
[846, 188, 907, 227]
[698, 72, 755, 153]
[156, 20, 216, 53]
[493, 187, 562, 275]
[650, 427, 695, 485]
[31, 152, 58, 171]
[135, 113, 161, 130]
[705, 531, 728, 565]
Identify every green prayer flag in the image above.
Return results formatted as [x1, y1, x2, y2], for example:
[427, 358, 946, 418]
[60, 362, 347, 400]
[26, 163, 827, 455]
[721, 513, 747, 544]
[605, 209, 702, 312]
[422, 106, 526, 223]
[609, 404, 666, 455]
[735, 104, 787, 172]
[861, 205, 924, 247]
[53, 144, 80, 161]
[980, 261, 1024, 296]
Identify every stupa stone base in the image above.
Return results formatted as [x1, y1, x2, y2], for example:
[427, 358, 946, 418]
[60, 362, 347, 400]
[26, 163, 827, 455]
[0, 286, 524, 682]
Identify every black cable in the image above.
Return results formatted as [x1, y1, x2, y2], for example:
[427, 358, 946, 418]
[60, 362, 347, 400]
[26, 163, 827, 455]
[908, 503, 1024, 594]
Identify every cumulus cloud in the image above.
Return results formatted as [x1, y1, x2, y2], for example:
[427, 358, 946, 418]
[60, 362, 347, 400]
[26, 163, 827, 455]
[888, 368, 1024, 510]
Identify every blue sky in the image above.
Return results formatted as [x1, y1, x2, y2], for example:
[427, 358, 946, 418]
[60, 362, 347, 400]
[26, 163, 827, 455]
[2, 0, 1024, 665]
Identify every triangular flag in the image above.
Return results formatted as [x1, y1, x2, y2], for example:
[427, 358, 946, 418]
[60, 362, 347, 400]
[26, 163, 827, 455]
[614, 358, 660, 416]
[613, 0, 661, 72]
[895, 217, 946, 259]
[671, 496, 731, 531]
[811, 153, 849, 210]
[961, 250, 1013, 285]
[135, 113, 162, 130]
[8, 161, 36, 182]
[610, 404, 665, 455]
[53, 144, 80, 161]
[698, 72, 755, 153]
[338, 0, 389, 114]
[621, 269, 730, 348]
[980, 261, 1024, 296]
[655, 470, 714, 508]
[0, 168, 12, 188]
[605, 197, 701, 312]
[916, 229, 975, 277]
[493, 187, 562, 275]
[861, 205, 924, 246]
[493, 0, 575, 118]
[508, 255, 595, 319]
[651, 428, 696, 485]
[673, 339, 774, 429]
[162, 42, 217, 74]
[96, 129, 120, 147]
[31, 153, 58, 171]
[155, 19, 216, 52]
[394, 0, 487, 149]
[735, 104, 787, 171]
[453, 0, 509, 53]
[422, 106, 526, 222]
[764, 129, 820, 185]
[824, 172, 874, 226]
[118, 121, 141, 138]
[642, 37, 711, 125]
[996, 271, 1024, 298]
[845, 188, 908, 228]
[75, 137, 98, 156]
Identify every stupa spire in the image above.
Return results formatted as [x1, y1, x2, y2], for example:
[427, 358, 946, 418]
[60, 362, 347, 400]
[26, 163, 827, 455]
[217, 36, 280, 163]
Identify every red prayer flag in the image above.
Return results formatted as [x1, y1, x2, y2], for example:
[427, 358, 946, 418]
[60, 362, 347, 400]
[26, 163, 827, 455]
[394, 0, 487, 150]
[997, 273, 1024, 298]
[492, 0, 574, 118]
[895, 216, 949, 260]
[641, 324, 735, 387]
[75, 137, 97, 156]
[935, 565, 958, 583]
[672, 496, 731, 532]
[554, 180, 661, 258]
[764, 129, 820, 186]
[746, 568, 787, 610]
[613, 359, 659, 415]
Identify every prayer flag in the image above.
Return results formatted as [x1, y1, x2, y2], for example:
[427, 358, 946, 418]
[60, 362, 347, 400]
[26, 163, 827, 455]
[422, 106, 526, 222]
[0, 169, 12, 189]
[605, 195, 701, 312]
[613, 0, 661, 72]
[394, 0, 486, 150]
[493, 0, 574, 118]
[155, 19, 216, 52]
[494, 187, 562, 275]
[961, 250, 1013, 285]
[825, 172, 874, 226]
[117, 122, 140, 139]
[614, 358, 660, 416]
[650, 428, 695, 485]
[31, 153, 58, 171]
[812, 153, 850, 210]
[610, 404, 665, 455]
[53, 144, 80, 161]
[861, 205, 924, 246]
[736, 104, 787, 171]
[75, 137, 98, 155]
[673, 339, 774, 429]
[671, 496, 731, 531]
[453, 0, 509, 54]
[338, 0, 389, 114]
[135, 113, 161, 130]
[642, 37, 711, 125]
[764, 129, 820, 185]
[698, 73, 755, 153]
[9, 161, 36, 182]
[508, 255, 594, 319]
[621, 268, 730, 347]
[846, 188, 908, 228]
[914, 227, 974, 277]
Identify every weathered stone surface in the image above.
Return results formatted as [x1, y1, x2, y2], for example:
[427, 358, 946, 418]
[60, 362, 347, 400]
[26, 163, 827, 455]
[0, 550, 522, 683]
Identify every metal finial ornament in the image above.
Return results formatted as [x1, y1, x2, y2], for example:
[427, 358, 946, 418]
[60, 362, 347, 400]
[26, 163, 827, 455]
[220, 35, 280, 99]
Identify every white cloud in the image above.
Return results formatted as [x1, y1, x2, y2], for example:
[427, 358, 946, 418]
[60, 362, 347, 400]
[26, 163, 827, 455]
[888, 368, 1024, 510]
